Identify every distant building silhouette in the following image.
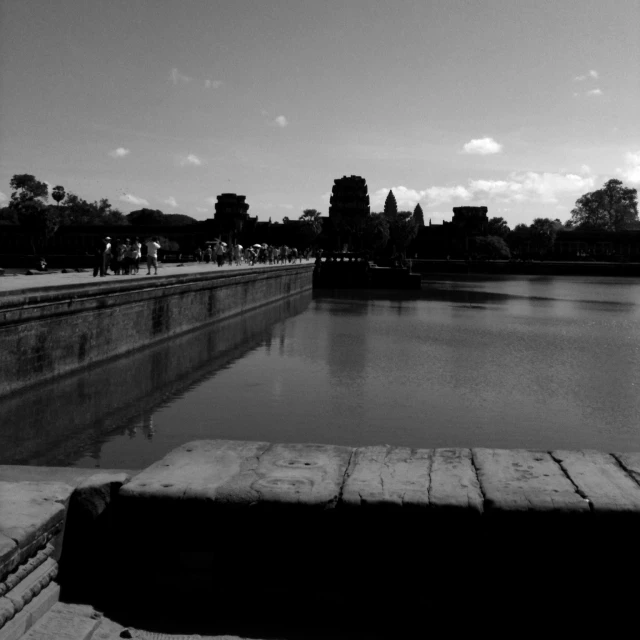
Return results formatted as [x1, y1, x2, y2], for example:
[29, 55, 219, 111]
[329, 175, 370, 249]
[214, 193, 252, 244]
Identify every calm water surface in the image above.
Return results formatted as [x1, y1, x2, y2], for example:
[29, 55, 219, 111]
[3, 274, 640, 468]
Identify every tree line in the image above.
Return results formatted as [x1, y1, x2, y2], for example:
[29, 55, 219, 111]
[0, 174, 198, 253]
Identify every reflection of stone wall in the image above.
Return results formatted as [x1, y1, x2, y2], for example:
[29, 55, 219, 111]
[0, 292, 312, 465]
[0, 265, 313, 397]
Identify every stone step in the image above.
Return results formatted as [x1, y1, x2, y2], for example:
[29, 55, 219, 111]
[20, 603, 101, 640]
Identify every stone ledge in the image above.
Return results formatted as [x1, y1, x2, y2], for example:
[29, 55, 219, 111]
[118, 440, 640, 517]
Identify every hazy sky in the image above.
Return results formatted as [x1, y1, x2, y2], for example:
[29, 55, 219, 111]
[1, 0, 639, 225]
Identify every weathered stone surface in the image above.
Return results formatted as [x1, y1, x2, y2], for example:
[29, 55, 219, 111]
[472, 449, 589, 513]
[0, 583, 59, 640]
[0, 597, 15, 627]
[4, 559, 57, 615]
[0, 544, 54, 597]
[121, 440, 352, 508]
[239, 442, 352, 506]
[72, 472, 131, 520]
[430, 448, 483, 514]
[0, 538, 16, 584]
[0, 482, 72, 582]
[22, 601, 102, 640]
[553, 450, 640, 514]
[613, 452, 640, 486]
[341, 446, 431, 508]
[0, 467, 137, 487]
[120, 440, 271, 501]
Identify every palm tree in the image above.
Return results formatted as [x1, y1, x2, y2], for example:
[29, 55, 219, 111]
[299, 209, 323, 244]
[52, 185, 65, 206]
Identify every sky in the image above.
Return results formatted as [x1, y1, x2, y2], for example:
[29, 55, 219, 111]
[1, 0, 639, 226]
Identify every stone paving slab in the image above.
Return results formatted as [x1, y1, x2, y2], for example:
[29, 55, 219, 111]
[472, 448, 590, 513]
[553, 450, 640, 514]
[341, 445, 431, 508]
[429, 448, 483, 513]
[121, 440, 352, 508]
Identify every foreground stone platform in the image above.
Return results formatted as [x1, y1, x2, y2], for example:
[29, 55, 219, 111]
[4, 442, 640, 637]
[119, 440, 640, 516]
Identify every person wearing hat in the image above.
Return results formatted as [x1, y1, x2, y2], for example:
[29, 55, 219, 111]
[93, 236, 111, 277]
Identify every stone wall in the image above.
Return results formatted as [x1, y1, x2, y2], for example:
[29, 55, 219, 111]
[0, 265, 313, 397]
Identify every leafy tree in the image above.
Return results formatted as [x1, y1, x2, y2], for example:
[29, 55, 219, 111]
[570, 179, 639, 231]
[384, 190, 398, 217]
[0, 207, 18, 225]
[384, 210, 418, 256]
[9, 174, 48, 208]
[59, 193, 127, 226]
[19, 205, 60, 254]
[363, 212, 390, 250]
[487, 216, 510, 238]
[282, 216, 290, 224]
[413, 203, 425, 228]
[474, 235, 511, 259]
[529, 218, 559, 255]
[164, 214, 198, 225]
[299, 209, 323, 246]
[52, 185, 65, 206]
[126, 208, 165, 225]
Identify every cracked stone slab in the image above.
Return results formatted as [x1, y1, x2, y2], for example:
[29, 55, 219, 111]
[120, 440, 271, 501]
[0, 482, 73, 582]
[341, 446, 431, 508]
[120, 440, 352, 508]
[473, 449, 589, 513]
[429, 449, 483, 514]
[613, 453, 640, 486]
[553, 450, 640, 515]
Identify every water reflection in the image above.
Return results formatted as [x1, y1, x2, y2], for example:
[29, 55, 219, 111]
[0, 292, 312, 465]
[3, 275, 640, 467]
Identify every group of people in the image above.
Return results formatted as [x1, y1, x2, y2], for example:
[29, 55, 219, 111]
[93, 236, 161, 277]
[195, 243, 311, 267]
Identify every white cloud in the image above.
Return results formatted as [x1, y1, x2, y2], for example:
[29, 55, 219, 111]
[470, 171, 594, 204]
[204, 79, 223, 89]
[205, 196, 218, 205]
[180, 154, 202, 166]
[574, 69, 599, 81]
[170, 68, 192, 84]
[273, 115, 288, 128]
[586, 88, 603, 96]
[371, 185, 472, 209]
[371, 171, 594, 212]
[320, 191, 331, 203]
[109, 147, 130, 158]
[0, 191, 7, 203]
[580, 164, 592, 175]
[618, 151, 640, 184]
[119, 193, 149, 206]
[195, 207, 209, 213]
[462, 137, 502, 155]
[282, 204, 294, 210]
[163, 196, 178, 208]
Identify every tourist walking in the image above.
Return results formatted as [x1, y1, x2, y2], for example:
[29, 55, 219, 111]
[146, 237, 161, 275]
[133, 237, 142, 274]
[215, 242, 225, 267]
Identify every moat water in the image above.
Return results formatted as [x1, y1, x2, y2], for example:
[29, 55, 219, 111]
[2, 274, 640, 468]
